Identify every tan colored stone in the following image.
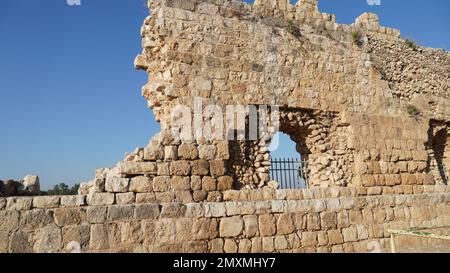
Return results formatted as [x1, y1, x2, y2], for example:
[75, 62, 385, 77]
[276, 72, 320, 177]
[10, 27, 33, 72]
[258, 214, 276, 236]
[220, 216, 243, 237]
[170, 176, 191, 191]
[202, 176, 217, 192]
[277, 213, 295, 235]
[32, 196, 60, 209]
[210, 160, 226, 176]
[6, 197, 32, 211]
[191, 159, 210, 176]
[170, 160, 191, 176]
[129, 176, 153, 193]
[116, 192, 135, 204]
[87, 193, 115, 206]
[217, 176, 234, 190]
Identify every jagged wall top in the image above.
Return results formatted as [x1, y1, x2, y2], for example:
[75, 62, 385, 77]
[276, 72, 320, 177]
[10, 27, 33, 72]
[147, 0, 400, 38]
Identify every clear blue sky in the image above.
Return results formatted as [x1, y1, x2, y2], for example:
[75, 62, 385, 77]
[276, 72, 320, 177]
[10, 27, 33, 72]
[0, 0, 448, 189]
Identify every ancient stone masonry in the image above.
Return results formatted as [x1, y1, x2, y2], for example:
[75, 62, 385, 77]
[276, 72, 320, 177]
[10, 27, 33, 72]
[79, 0, 450, 197]
[2, 0, 450, 253]
[1, 186, 449, 253]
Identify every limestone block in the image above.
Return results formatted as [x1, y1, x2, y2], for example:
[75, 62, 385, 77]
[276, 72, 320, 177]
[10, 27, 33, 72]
[191, 159, 210, 176]
[107, 205, 135, 222]
[301, 231, 318, 247]
[86, 193, 115, 206]
[277, 213, 295, 235]
[118, 162, 157, 175]
[105, 177, 129, 193]
[129, 176, 153, 193]
[160, 203, 186, 218]
[169, 160, 191, 176]
[258, 214, 276, 236]
[87, 206, 107, 224]
[220, 216, 244, 237]
[210, 160, 226, 176]
[54, 208, 86, 226]
[19, 209, 53, 229]
[60, 195, 86, 207]
[33, 224, 62, 253]
[178, 143, 199, 160]
[153, 176, 171, 192]
[202, 177, 217, 192]
[116, 192, 135, 204]
[0, 210, 19, 232]
[22, 175, 40, 196]
[217, 176, 234, 191]
[205, 203, 226, 218]
[164, 146, 178, 161]
[6, 197, 32, 211]
[198, 145, 217, 160]
[135, 193, 156, 203]
[32, 196, 60, 209]
[62, 224, 90, 250]
[134, 204, 160, 220]
[170, 176, 191, 191]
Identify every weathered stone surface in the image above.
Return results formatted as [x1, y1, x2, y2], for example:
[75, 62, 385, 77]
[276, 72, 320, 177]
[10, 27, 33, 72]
[62, 224, 90, 250]
[22, 175, 40, 195]
[33, 224, 62, 253]
[54, 208, 86, 226]
[191, 160, 210, 176]
[129, 176, 153, 193]
[33, 196, 60, 209]
[135, 204, 160, 220]
[107, 205, 134, 222]
[9, 230, 32, 253]
[0, 210, 19, 231]
[169, 160, 191, 176]
[20, 209, 53, 229]
[116, 192, 135, 204]
[153, 176, 170, 192]
[220, 216, 243, 237]
[105, 177, 129, 193]
[90, 224, 109, 250]
[277, 213, 295, 235]
[60, 195, 86, 207]
[178, 143, 199, 160]
[258, 214, 276, 237]
[87, 206, 107, 224]
[6, 197, 32, 211]
[118, 162, 157, 175]
[87, 193, 115, 206]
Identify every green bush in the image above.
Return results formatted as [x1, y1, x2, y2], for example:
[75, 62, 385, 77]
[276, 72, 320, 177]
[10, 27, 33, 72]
[405, 39, 417, 50]
[351, 31, 363, 46]
[406, 104, 420, 117]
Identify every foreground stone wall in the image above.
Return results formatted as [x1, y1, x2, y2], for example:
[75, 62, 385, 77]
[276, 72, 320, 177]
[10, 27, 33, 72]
[1, 187, 449, 253]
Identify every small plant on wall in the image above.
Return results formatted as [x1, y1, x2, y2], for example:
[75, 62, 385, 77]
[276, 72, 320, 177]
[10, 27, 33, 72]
[406, 104, 421, 118]
[351, 31, 363, 46]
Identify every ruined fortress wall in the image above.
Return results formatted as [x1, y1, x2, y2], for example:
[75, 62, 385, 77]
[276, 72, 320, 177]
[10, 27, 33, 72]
[116, 0, 450, 194]
[1, 187, 449, 253]
[2, 0, 449, 253]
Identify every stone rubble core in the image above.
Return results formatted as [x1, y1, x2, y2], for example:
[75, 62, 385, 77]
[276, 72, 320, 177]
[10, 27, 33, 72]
[3, 0, 450, 253]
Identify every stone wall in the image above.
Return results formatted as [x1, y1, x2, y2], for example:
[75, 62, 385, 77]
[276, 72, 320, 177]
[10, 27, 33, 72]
[2, 0, 449, 253]
[1, 187, 449, 253]
[87, 0, 449, 194]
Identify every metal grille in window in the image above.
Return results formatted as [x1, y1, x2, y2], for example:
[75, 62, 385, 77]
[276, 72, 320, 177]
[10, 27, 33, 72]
[269, 158, 308, 189]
